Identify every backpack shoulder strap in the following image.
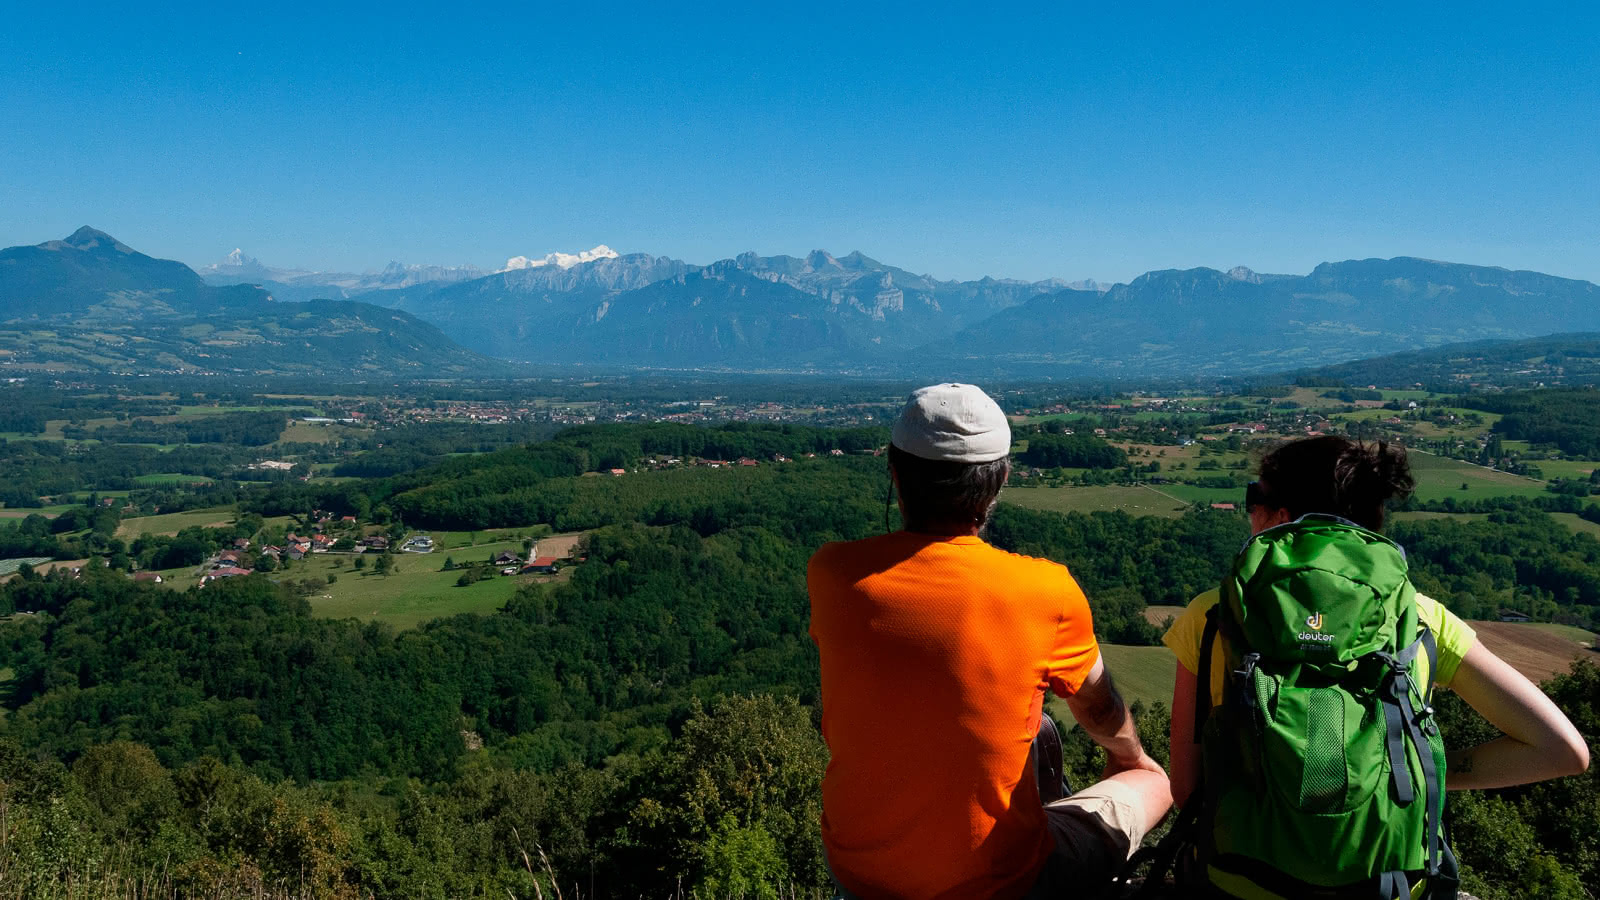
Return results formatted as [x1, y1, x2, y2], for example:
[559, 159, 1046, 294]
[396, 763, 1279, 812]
[1379, 621, 1445, 876]
[1415, 622, 1439, 703]
[1192, 604, 1220, 742]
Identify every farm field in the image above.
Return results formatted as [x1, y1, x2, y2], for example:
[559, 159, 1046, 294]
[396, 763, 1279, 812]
[176, 404, 305, 417]
[1098, 644, 1177, 709]
[1143, 605, 1186, 628]
[132, 473, 216, 486]
[1469, 621, 1598, 684]
[0, 559, 89, 583]
[1003, 484, 1189, 518]
[116, 506, 236, 538]
[0, 508, 59, 519]
[291, 548, 531, 628]
[1112, 441, 1252, 469]
[1157, 483, 1245, 506]
[149, 537, 554, 629]
[40, 417, 121, 440]
[0, 557, 52, 577]
[1550, 513, 1600, 539]
[1391, 511, 1490, 524]
[1047, 643, 1178, 725]
[533, 532, 586, 559]
[1530, 458, 1598, 480]
[1391, 510, 1600, 541]
[1523, 622, 1599, 644]
[423, 527, 548, 552]
[277, 421, 366, 445]
[1403, 408, 1500, 439]
[1406, 451, 1547, 503]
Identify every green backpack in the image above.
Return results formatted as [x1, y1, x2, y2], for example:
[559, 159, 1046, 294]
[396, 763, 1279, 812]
[1187, 515, 1458, 900]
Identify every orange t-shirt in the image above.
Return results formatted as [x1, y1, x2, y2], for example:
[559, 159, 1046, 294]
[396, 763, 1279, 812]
[807, 531, 1101, 899]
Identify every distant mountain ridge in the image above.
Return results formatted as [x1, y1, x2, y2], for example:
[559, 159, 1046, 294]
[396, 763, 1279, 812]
[0, 228, 509, 377]
[360, 246, 1080, 365]
[926, 257, 1600, 376]
[199, 249, 485, 303]
[347, 248, 1600, 375]
[12, 227, 1600, 378]
[2, 227, 272, 320]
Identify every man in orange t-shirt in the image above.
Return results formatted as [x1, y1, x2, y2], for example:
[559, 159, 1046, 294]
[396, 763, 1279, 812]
[809, 383, 1171, 899]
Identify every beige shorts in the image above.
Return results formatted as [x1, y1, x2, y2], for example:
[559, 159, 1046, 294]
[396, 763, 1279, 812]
[1042, 778, 1149, 875]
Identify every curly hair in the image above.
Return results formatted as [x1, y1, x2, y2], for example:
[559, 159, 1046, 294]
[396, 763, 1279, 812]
[1256, 435, 1414, 532]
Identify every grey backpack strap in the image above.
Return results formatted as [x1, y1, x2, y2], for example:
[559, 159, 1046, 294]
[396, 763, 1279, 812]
[1375, 650, 1416, 806]
[1386, 624, 1446, 875]
[1377, 869, 1410, 899]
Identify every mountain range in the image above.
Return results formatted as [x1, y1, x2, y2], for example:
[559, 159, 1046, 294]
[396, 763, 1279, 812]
[327, 246, 1600, 376]
[0, 228, 507, 377]
[344, 248, 1104, 366]
[924, 259, 1600, 376]
[199, 249, 487, 303]
[7, 227, 1600, 379]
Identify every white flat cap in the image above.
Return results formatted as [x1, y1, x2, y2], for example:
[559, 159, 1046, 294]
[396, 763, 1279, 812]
[891, 383, 1011, 463]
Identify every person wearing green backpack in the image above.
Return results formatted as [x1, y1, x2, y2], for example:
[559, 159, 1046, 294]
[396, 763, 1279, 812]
[1160, 436, 1589, 899]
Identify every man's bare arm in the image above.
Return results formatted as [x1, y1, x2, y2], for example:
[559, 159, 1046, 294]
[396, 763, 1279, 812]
[1066, 656, 1163, 776]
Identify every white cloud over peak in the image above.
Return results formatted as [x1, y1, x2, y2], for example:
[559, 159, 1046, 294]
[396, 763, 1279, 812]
[501, 245, 618, 272]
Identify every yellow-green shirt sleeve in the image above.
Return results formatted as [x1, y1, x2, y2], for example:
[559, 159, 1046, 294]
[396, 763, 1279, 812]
[1162, 589, 1221, 676]
[1415, 592, 1477, 688]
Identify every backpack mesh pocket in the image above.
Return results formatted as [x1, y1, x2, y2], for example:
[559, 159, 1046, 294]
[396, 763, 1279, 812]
[1299, 688, 1349, 812]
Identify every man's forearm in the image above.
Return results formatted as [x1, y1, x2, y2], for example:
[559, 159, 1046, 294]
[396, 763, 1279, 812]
[1070, 671, 1144, 764]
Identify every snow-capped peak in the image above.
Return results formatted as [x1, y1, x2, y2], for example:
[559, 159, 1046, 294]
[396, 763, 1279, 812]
[501, 245, 618, 272]
[199, 248, 270, 275]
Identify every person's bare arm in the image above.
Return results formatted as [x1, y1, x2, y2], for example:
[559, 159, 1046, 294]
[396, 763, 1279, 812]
[1067, 656, 1164, 777]
[1168, 663, 1201, 809]
[1444, 641, 1589, 790]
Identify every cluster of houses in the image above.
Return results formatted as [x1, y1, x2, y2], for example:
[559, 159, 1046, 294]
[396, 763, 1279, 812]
[199, 538, 257, 585]
[187, 521, 396, 587]
[269, 531, 390, 560]
[607, 449, 869, 475]
[492, 551, 559, 576]
[695, 457, 764, 469]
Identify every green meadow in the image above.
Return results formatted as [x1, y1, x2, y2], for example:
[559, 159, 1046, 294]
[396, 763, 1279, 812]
[1003, 484, 1190, 518]
[1405, 451, 1548, 503]
[150, 538, 548, 630]
[115, 506, 238, 538]
[132, 473, 216, 486]
[1047, 643, 1178, 724]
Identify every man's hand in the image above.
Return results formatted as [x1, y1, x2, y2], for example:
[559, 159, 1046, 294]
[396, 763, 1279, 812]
[1102, 748, 1166, 781]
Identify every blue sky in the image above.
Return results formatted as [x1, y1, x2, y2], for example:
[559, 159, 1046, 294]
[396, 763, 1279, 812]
[2, 2, 1597, 283]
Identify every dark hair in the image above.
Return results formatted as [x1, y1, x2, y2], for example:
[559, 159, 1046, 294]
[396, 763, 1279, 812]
[1256, 436, 1413, 532]
[888, 444, 1010, 533]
